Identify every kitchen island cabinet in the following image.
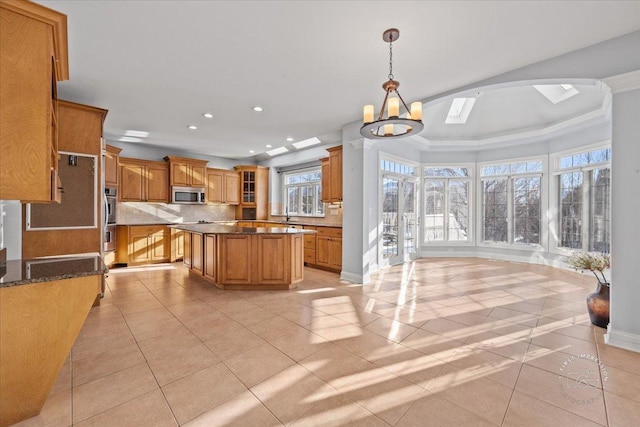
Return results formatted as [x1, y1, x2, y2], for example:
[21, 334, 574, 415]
[0, 255, 105, 427]
[173, 224, 312, 290]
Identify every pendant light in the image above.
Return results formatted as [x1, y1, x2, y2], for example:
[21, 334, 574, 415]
[360, 28, 424, 139]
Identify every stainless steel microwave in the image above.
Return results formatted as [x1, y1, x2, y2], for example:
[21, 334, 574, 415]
[171, 186, 206, 204]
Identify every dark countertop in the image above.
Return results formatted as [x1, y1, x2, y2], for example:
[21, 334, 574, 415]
[170, 224, 316, 235]
[0, 255, 106, 288]
[118, 220, 341, 228]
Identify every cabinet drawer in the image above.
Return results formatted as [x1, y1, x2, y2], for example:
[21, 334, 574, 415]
[304, 250, 317, 264]
[316, 227, 342, 238]
[303, 234, 316, 250]
[130, 225, 166, 235]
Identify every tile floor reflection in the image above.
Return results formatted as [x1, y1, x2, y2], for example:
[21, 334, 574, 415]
[13, 258, 640, 426]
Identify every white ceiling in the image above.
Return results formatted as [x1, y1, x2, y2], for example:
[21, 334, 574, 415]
[37, 1, 640, 159]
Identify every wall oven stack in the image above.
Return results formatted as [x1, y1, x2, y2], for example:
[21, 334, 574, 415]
[104, 187, 117, 252]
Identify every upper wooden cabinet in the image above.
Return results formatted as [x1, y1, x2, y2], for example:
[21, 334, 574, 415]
[321, 146, 343, 203]
[164, 156, 207, 188]
[206, 168, 240, 205]
[104, 144, 122, 187]
[119, 158, 169, 202]
[0, 0, 69, 202]
[235, 165, 269, 220]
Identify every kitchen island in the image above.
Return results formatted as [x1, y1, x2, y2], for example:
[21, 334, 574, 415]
[171, 224, 315, 290]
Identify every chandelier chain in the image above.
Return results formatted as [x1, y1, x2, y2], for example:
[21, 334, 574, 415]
[388, 35, 394, 81]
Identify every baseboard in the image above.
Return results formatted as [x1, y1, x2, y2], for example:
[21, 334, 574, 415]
[605, 326, 640, 353]
[340, 270, 369, 284]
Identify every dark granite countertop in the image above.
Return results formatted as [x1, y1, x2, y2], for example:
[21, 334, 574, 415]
[117, 220, 341, 228]
[0, 255, 106, 288]
[170, 224, 316, 235]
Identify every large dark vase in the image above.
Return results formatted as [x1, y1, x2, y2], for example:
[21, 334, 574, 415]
[586, 282, 610, 328]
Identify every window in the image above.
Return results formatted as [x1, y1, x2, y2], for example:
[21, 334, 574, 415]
[557, 147, 610, 252]
[481, 160, 543, 245]
[424, 167, 471, 242]
[283, 168, 323, 216]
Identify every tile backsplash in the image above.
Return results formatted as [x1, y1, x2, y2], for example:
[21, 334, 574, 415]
[117, 202, 235, 225]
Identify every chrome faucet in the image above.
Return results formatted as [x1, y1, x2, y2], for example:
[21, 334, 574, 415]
[285, 207, 290, 222]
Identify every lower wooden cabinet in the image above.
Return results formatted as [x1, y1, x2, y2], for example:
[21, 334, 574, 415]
[116, 225, 170, 266]
[204, 235, 217, 282]
[183, 231, 192, 268]
[310, 226, 342, 272]
[191, 232, 203, 275]
[170, 229, 184, 262]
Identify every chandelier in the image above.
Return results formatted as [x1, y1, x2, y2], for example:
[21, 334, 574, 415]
[360, 28, 424, 139]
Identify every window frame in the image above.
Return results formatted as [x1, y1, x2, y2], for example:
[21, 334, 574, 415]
[550, 142, 611, 255]
[282, 166, 324, 217]
[477, 155, 548, 252]
[422, 163, 475, 245]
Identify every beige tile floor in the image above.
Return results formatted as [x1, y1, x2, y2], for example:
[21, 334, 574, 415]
[14, 258, 640, 426]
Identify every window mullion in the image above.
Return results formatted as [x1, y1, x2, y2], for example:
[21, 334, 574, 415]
[507, 177, 514, 244]
[583, 170, 591, 251]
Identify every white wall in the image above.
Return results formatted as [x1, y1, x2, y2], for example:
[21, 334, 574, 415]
[608, 86, 640, 351]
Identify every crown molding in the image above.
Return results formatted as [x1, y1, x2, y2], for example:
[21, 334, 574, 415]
[604, 70, 640, 94]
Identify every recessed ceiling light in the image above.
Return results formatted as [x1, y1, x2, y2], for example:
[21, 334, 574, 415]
[265, 144, 272, 148]
[286, 137, 294, 142]
[123, 130, 149, 138]
[292, 137, 322, 149]
[202, 113, 213, 118]
[118, 136, 143, 143]
[252, 106, 263, 112]
[266, 147, 289, 156]
[445, 98, 476, 124]
[187, 125, 198, 130]
[249, 150, 255, 154]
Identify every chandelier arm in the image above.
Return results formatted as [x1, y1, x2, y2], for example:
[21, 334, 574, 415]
[378, 89, 392, 121]
[395, 91, 413, 118]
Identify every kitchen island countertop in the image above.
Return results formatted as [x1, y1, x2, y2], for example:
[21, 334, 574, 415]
[169, 224, 316, 234]
[0, 255, 106, 288]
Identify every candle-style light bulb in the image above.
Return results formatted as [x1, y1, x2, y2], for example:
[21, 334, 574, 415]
[363, 105, 374, 124]
[388, 97, 399, 117]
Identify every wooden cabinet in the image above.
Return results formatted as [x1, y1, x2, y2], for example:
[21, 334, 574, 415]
[204, 234, 217, 282]
[0, 1, 69, 202]
[315, 227, 342, 272]
[235, 165, 269, 220]
[104, 144, 122, 187]
[21, 100, 108, 259]
[206, 168, 240, 204]
[116, 225, 170, 266]
[218, 234, 253, 285]
[170, 228, 184, 262]
[164, 156, 207, 188]
[191, 232, 203, 275]
[183, 231, 192, 268]
[303, 226, 317, 265]
[321, 145, 343, 203]
[119, 158, 169, 202]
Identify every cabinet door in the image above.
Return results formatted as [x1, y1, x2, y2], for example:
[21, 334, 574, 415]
[224, 172, 240, 204]
[316, 236, 330, 267]
[191, 165, 206, 187]
[183, 232, 192, 268]
[120, 163, 146, 201]
[219, 235, 252, 284]
[104, 150, 119, 187]
[171, 162, 190, 187]
[131, 234, 152, 264]
[171, 229, 184, 262]
[204, 234, 216, 282]
[330, 149, 342, 201]
[149, 230, 169, 262]
[321, 159, 331, 203]
[255, 235, 287, 284]
[329, 238, 342, 270]
[191, 233, 204, 275]
[146, 164, 169, 202]
[207, 170, 223, 203]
